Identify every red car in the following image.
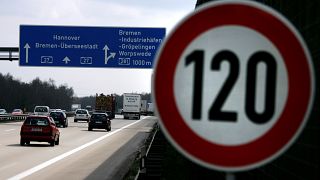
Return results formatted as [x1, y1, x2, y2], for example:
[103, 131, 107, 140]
[20, 115, 60, 146]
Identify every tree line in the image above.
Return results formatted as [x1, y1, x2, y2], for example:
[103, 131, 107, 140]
[0, 73, 152, 113]
[0, 73, 74, 113]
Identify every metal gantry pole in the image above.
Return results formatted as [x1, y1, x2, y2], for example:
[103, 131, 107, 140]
[0, 47, 19, 61]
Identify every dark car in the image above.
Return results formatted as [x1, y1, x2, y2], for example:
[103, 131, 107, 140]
[50, 111, 68, 128]
[88, 112, 111, 131]
[20, 115, 60, 146]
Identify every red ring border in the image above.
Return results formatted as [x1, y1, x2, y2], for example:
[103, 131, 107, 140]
[154, 2, 313, 171]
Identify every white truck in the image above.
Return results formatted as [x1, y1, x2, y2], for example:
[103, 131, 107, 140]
[141, 100, 148, 115]
[71, 104, 81, 112]
[147, 103, 154, 115]
[123, 93, 141, 119]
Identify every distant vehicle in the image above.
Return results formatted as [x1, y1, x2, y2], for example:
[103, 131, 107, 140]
[34, 106, 50, 116]
[50, 111, 68, 128]
[12, 109, 23, 115]
[95, 93, 116, 119]
[141, 100, 148, 115]
[71, 104, 81, 112]
[123, 93, 141, 119]
[85, 105, 93, 111]
[85, 105, 93, 115]
[52, 108, 62, 112]
[88, 112, 111, 131]
[20, 115, 60, 146]
[74, 109, 90, 122]
[147, 103, 154, 115]
[0, 109, 7, 114]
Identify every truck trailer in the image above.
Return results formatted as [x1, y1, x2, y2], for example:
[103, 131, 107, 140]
[95, 93, 116, 119]
[123, 93, 141, 120]
[141, 100, 148, 115]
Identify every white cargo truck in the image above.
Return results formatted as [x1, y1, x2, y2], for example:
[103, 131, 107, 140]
[71, 104, 81, 111]
[141, 100, 148, 115]
[123, 93, 141, 119]
[147, 103, 154, 115]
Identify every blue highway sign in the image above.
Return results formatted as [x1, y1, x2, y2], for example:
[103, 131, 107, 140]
[19, 25, 165, 68]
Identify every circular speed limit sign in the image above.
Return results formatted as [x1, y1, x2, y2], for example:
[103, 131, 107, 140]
[153, 1, 314, 171]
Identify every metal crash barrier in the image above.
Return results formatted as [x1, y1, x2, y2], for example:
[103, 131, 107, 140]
[0, 114, 29, 121]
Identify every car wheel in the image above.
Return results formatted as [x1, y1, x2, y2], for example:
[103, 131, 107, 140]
[26, 141, 30, 145]
[55, 136, 60, 145]
[20, 139, 25, 146]
[74, 119, 77, 122]
[50, 140, 55, 146]
[107, 124, 111, 132]
[88, 126, 92, 131]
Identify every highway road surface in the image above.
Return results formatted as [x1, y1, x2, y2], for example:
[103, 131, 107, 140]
[0, 115, 157, 180]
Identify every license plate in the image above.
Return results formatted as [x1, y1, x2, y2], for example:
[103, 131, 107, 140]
[95, 121, 102, 124]
[55, 121, 59, 124]
[31, 128, 42, 132]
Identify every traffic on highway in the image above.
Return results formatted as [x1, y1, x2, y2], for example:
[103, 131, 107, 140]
[0, 114, 157, 179]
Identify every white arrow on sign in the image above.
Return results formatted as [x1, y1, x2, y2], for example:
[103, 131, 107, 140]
[63, 56, 71, 64]
[103, 45, 116, 64]
[24, 43, 30, 64]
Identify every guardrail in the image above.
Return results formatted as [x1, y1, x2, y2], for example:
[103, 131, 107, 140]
[136, 123, 167, 179]
[0, 114, 29, 121]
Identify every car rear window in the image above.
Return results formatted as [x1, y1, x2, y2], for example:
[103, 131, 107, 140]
[76, 110, 87, 114]
[91, 114, 107, 120]
[50, 112, 63, 118]
[24, 117, 49, 126]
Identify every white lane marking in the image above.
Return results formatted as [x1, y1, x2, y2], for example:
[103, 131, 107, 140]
[4, 129, 16, 132]
[8, 118, 145, 180]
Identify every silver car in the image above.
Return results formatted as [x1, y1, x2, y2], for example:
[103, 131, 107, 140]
[74, 109, 90, 122]
[0, 109, 7, 114]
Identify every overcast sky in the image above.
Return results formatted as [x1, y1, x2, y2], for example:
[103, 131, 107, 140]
[0, 0, 196, 97]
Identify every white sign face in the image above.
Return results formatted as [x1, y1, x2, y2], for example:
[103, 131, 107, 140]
[153, 1, 314, 172]
[174, 25, 288, 145]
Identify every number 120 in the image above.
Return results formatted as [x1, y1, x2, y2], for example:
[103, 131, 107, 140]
[185, 50, 277, 124]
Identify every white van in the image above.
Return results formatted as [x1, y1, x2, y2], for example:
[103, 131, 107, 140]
[34, 106, 50, 116]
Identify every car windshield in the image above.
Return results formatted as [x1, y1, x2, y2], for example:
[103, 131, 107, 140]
[35, 107, 48, 112]
[24, 117, 49, 126]
[91, 114, 107, 120]
[76, 110, 87, 114]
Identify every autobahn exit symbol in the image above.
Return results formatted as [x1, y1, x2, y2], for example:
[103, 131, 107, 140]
[153, 1, 314, 172]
